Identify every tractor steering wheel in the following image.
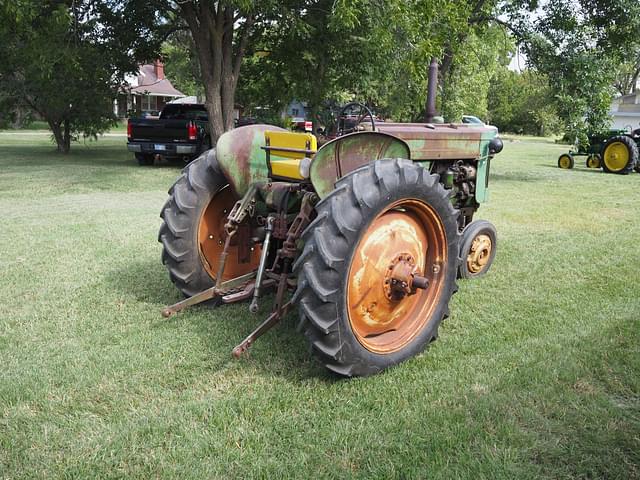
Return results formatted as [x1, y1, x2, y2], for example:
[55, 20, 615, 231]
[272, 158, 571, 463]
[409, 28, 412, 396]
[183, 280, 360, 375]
[337, 102, 376, 136]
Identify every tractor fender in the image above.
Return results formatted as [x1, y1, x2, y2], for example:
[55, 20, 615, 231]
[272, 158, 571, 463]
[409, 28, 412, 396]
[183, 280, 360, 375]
[310, 131, 411, 199]
[215, 124, 287, 196]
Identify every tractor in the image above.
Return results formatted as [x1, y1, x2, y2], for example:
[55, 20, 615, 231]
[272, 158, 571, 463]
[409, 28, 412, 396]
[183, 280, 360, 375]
[158, 63, 503, 377]
[558, 128, 640, 174]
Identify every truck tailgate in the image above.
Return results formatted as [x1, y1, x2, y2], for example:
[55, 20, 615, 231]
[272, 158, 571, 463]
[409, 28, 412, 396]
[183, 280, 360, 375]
[130, 119, 191, 142]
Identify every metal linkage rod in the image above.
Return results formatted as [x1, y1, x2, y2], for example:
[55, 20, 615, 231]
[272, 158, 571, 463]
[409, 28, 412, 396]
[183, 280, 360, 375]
[249, 216, 274, 313]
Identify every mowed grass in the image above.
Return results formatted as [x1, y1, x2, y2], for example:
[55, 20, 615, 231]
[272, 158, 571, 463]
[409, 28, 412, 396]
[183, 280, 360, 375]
[0, 133, 638, 479]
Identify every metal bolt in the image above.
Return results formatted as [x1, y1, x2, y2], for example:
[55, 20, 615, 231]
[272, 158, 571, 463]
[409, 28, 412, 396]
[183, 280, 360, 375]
[432, 264, 441, 274]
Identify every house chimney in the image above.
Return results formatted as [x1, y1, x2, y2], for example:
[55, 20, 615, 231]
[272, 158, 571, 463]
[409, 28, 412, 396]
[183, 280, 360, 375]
[154, 60, 165, 81]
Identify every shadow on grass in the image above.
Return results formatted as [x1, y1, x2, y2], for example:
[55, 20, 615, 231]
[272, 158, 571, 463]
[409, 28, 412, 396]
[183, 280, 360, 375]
[0, 144, 187, 170]
[537, 163, 604, 173]
[489, 171, 544, 183]
[106, 258, 331, 382]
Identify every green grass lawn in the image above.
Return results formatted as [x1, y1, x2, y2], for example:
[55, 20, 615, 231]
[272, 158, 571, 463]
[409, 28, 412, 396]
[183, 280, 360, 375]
[1, 133, 638, 479]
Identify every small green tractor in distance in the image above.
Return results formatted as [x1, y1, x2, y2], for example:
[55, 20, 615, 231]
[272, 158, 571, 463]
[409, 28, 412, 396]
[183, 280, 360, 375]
[158, 65, 503, 377]
[558, 128, 640, 174]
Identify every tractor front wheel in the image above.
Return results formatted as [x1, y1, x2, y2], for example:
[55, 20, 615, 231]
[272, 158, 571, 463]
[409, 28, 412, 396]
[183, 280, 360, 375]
[158, 150, 261, 298]
[586, 154, 601, 169]
[558, 154, 574, 169]
[458, 220, 497, 279]
[601, 136, 638, 174]
[294, 159, 460, 377]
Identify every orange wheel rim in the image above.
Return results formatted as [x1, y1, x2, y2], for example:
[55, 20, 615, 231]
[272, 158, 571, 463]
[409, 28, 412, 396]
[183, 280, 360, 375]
[197, 187, 261, 281]
[466, 234, 492, 274]
[346, 199, 447, 354]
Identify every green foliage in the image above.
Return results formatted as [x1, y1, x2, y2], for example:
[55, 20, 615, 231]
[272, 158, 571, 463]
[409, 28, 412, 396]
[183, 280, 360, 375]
[513, 0, 640, 142]
[440, 26, 509, 122]
[0, 0, 163, 153]
[162, 31, 204, 99]
[487, 68, 561, 135]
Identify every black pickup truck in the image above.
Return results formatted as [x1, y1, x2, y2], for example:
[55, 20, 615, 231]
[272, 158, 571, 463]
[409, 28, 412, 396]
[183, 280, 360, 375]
[127, 103, 211, 165]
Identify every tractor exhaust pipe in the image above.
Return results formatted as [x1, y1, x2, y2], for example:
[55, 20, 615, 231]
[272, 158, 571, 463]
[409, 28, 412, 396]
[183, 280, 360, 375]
[424, 57, 438, 123]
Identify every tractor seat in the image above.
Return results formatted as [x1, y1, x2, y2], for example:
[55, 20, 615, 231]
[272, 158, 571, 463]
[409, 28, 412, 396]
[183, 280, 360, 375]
[263, 130, 317, 180]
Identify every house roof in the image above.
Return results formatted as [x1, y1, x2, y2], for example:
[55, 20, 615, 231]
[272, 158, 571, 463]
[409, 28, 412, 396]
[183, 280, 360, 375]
[129, 64, 185, 97]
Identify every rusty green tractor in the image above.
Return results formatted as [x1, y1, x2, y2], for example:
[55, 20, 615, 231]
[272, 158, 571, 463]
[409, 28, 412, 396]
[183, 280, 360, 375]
[158, 82, 503, 377]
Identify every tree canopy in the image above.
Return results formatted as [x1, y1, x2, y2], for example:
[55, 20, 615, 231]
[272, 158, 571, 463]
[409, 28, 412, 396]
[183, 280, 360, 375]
[3, 0, 640, 149]
[0, 0, 164, 152]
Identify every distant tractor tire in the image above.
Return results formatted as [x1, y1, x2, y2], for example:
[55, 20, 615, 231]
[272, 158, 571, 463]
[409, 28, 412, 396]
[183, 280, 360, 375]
[136, 153, 154, 166]
[601, 136, 638, 175]
[458, 220, 497, 279]
[158, 150, 261, 298]
[558, 154, 574, 169]
[294, 159, 460, 377]
[586, 154, 601, 169]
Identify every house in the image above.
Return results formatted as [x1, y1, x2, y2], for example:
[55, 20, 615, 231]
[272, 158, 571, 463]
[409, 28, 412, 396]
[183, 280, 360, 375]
[284, 100, 308, 120]
[114, 60, 185, 118]
[610, 80, 640, 131]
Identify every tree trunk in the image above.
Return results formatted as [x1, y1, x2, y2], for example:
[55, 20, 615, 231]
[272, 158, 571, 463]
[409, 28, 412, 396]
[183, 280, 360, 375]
[180, 3, 253, 144]
[63, 119, 71, 153]
[49, 119, 70, 154]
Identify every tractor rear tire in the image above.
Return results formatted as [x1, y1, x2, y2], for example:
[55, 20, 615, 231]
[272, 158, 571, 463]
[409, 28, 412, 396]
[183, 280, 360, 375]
[158, 150, 261, 298]
[601, 136, 638, 174]
[294, 159, 461, 377]
[458, 220, 497, 279]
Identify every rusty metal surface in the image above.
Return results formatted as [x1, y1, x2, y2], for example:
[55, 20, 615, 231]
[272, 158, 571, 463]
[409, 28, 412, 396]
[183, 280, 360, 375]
[376, 123, 493, 161]
[231, 301, 292, 358]
[424, 58, 439, 122]
[346, 199, 447, 354]
[216, 124, 287, 197]
[161, 270, 258, 317]
[198, 186, 261, 281]
[310, 131, 410, 198]
[466, 233, 492, 274]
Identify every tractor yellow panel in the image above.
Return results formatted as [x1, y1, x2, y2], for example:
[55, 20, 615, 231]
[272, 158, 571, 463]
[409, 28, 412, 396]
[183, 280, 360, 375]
[269, 159, 305, 179]
[265, 131, 317, 180]
[265, 131, 317, 159]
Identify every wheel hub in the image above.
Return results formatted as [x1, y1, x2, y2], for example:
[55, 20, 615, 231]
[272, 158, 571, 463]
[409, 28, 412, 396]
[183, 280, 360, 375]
[604, 142, 629, 171]
[466, 234, 492, 274]
[346, 199, 447, 353]
[384, 254, 430, 301]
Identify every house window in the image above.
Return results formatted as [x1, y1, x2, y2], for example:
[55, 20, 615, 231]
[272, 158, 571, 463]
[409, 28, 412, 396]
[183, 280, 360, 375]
[142, 95, 157, 111]
[291, 108, 299, 116]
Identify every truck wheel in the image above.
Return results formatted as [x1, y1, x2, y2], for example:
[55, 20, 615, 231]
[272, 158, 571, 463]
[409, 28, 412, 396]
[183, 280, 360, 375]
[158, 150, 261, 297]
[601, 136, 638, 174]
[135, 153, 154, 166]
[457, 220, 497, 279]
[294, 159, 460, 377]
[586, 154, 601, 169]
[558, 154, 574, 169]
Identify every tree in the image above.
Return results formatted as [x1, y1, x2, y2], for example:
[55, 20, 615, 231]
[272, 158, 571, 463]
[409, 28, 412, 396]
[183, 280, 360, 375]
[171, 1, 300, 141]
[162, 30, 205, 99]
[487, 68, 561, 135]
[0, 1, 163, 153]
[614, 46, 640, 96]
[506, 0, 640, 141]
